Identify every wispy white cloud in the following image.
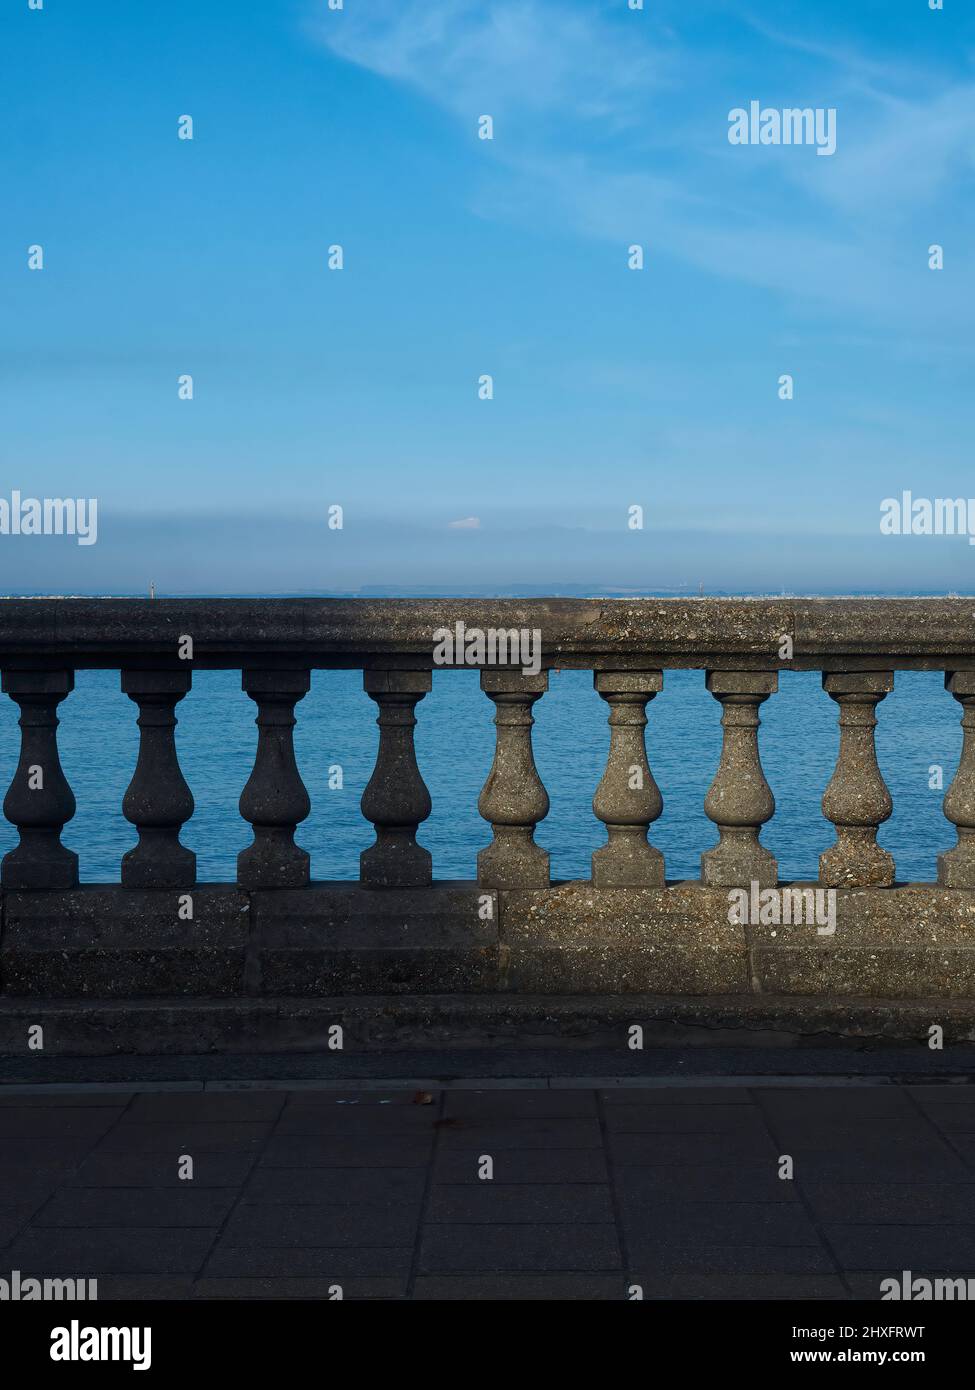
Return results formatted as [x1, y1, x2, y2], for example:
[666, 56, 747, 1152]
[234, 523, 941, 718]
[311, 0, 667, 124]
[309, 0, 974, 324]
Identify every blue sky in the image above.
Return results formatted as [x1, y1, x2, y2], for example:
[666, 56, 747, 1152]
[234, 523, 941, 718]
[2, 0, 973, 594]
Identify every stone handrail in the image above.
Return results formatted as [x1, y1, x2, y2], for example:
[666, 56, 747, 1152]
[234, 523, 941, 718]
[0, 597, 974, 894]
[1, 595, 974, 669]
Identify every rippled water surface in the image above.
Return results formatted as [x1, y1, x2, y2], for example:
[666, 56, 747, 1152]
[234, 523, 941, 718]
[0, 669, 959, 884]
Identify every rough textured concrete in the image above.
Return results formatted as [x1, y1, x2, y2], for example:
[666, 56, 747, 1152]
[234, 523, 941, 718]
[591, 671, 664, 888]
[939, 671, 975, 889]
[820, 672, 895, 888]
[749, 886, 975, 997]
[1, 1081, 975, 1300]
[119, 669, 195, 890]
[5, 992, 975, 1059]
[477, 670, 550, 890]
[5, 884, 975, 1028]
[0, 887, 248, 997]
[3, 596, 975, 670]
[700, 671, 778, 889]
[359, 669, 432, 888]
[236, 670, 311, 891]
[5, 883, 975, 1007]
[251, 884, 498, 995]
[500, 884, 750, 994]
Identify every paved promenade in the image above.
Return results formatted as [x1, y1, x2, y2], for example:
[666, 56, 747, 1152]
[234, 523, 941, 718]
[3, 1080, 975, 1300]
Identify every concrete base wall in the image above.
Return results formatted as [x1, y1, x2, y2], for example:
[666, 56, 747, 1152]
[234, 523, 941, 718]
[1, 994, 975, 1057]
[2, 882, 975, 1054]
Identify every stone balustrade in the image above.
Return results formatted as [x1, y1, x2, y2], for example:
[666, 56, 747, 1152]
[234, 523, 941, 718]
[2, 596, 975, 1055]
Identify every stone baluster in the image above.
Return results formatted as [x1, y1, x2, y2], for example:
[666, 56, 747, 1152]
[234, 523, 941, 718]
[592, 671, 664, 887]
[938, 671, 975, 887]
[819, 671, 894, 887]
[477, 670, 549, 888]
[120, 670, 195, 889]
[701, 671, 777, 888]
[1, 670, 78, 889]
[360, 670, 432, 887]
[238, 669, 311, 889]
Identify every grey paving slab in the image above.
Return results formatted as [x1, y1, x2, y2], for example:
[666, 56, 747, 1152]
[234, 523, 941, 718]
[202, 1245, 413, 1278]
[275, 1108, 439, 1136]
[619, 1199, 822, 1246]
[908, 1085, 975, 1103]
[915, 1104, 975, 1132]
[0, 1160, 86, 1204]
[92, 1278, 196, 1300]
[435, 1118, 604, 1150]
[413, 1275, 624, 1299]
[258, 1137, 433, 1169]
[0, 1202, 41, 1245]
[626, 1241, 836, 1275]
[33, 1187, 240, 1229]
[68, 1151, 258, 1188]
[765, 1116, 939, 1142]
[631, 1273, 850, 1300]
[428, 1183, 615, 1224]
[0, 1109, 123, 1138]
[5, 1081, 975, 1299]
[758, 1088, 916, 1118]
[193, 1276, 405, 1299]
[0, 1137, 101, 1165]
[260, 1090, 427, 1105]
[802, 1180, 975, 1225]
[609, 1132, 778, 1166]
[243, 1167, 426, 1205]
[6, 1227, 217, 1275]
[939, 1135, 975, 1168]
[603, 1104, 770, 1135]
[785, 1147, 971, 1183]
[126, 1093, 289, 1123]
[823, 1223, 975, 1270]
[99, 1121, 273, 1153]
[220, 1203, 421, 1247]
[615, 1163, 800, 1203]
[599, 1087, 753, 1105]
[444, 1091, 598, 1117]
[433, 1148, 609, 1184]
[418, 1223, 621, 1273]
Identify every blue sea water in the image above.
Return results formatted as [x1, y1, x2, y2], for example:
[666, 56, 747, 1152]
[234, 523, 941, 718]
[0, 669, 961, 885]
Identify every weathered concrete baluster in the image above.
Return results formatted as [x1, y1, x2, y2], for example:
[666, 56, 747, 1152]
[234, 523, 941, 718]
[477, 670, 549, 888]
[120, 670, 195, 889]
[360, 670, 432, 887]
[1, 670, 78, 889]
[592, 671, 664, 887]
[701, 671, 777, 888]
[938, 671, 975, 887]
[819, 672, 894, 887]
[237, 670, 311, 889]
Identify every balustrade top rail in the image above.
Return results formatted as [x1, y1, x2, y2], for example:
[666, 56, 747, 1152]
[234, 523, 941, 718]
[0, 596, 973, 670]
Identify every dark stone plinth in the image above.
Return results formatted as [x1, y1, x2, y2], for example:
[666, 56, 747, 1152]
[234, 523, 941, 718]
[250, 884, 498, 995]
[7, 993, 975, 1058]
[3, 882, 975, 1053]
[0, 887, 248, 997]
